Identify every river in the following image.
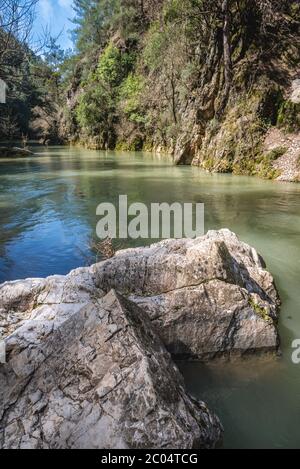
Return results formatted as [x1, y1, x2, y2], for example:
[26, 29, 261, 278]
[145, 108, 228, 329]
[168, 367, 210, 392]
[0, 146, 300, 448]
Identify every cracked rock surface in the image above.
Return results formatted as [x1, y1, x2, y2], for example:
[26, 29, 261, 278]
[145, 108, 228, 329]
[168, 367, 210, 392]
[0, 290, 222, 449]
[0, 229, 280, 448]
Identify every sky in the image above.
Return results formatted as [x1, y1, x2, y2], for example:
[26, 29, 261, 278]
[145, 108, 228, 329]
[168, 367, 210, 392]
[34, 0, 75, 51]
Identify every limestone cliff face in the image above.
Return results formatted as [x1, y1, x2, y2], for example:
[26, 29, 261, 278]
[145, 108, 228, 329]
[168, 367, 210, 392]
[179, 78, 300, 183]
[154, 3, 300, 182]
[146, 68, 300, 182]
[65, 2, 300, 182]
[0, 230, 280, 448]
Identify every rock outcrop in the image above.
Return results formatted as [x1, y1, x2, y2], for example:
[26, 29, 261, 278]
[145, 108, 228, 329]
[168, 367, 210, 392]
[174, 72, 300, 183]
[0, 290, 222, 449]
[264, 128, 300, 182]
[262, 79, 300, 183]
[0, 229, 280, 448]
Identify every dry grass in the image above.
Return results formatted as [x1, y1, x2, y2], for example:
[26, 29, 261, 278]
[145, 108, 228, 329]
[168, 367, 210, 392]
[89, 237, 125, 261]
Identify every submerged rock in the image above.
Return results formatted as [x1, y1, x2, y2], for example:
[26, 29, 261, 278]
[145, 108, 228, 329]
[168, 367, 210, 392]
[0, 290, 222, 449]
[0, 147, 34, 158]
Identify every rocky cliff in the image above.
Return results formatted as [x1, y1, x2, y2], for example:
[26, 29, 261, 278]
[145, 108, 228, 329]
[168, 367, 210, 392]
[64, 1, 300, 182]
[0, 230, 280, 448]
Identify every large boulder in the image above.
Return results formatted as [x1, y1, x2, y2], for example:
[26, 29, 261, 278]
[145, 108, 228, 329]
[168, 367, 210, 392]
[93, 229, 280, 359]
[0, 290, 222, 449]
[0, 230, 280, 362]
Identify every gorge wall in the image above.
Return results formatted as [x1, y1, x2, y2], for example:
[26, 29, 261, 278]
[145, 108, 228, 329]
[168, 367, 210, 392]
[62, 1, 300, 181]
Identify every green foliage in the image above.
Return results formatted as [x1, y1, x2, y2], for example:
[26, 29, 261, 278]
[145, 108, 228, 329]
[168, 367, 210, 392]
[0, 33, 64, 141]
[44, 37, 70, 73]
[119, 73, 145, 123]
[74, 42, 138, 144]
[76, 85, 114, 135]
[267, 146, 287, 160]
[115, 137, 143, 151]
[143, 24, 171, 71]
[164, 0, 184, 21]
[253, 147, 287, 180]
[255, 156, 282, 180]
[97, 43, 136, 88]
[249, 298, 272, 323]
[277, 101, 300, 133]
[72, 0, 120, 52]
[232, 150, 283, 180]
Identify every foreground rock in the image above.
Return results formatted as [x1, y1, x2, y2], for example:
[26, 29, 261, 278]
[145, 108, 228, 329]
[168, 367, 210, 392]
[0, 229, 280, 448]
[0, 147, 34, 158]
[0, 290, 222, 449]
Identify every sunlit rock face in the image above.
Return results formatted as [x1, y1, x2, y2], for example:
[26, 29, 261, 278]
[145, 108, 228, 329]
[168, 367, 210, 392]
[0, 290, 222, 449]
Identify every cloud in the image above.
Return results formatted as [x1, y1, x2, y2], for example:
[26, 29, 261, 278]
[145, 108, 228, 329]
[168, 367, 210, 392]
[58, 0, 73, 10]
[35, 0, 74, 50]
[39, 0, 54, 20]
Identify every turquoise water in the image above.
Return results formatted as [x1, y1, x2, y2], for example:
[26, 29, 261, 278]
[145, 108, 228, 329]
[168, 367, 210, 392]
[1, 146, 300, 448]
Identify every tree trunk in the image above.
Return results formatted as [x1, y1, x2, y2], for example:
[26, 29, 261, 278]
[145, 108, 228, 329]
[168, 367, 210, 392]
[170, 70, 178, 124]
[140, 0, 144, 17]
[222, 0, 232, 103]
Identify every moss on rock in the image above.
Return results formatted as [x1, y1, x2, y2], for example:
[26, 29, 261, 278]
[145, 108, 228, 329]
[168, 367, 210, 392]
[277, 100, 300, 133]
[249, 298, 273, 323]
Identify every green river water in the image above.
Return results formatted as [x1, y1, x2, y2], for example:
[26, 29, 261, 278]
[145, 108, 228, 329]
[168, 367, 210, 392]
[0, 146, 300, 448]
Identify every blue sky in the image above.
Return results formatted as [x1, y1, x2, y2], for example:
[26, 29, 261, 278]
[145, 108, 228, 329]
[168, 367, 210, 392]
[34, 0, 75, 50]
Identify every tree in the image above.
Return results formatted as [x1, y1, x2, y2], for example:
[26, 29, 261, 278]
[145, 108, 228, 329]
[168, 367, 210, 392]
[0, 0, 38, 70]
[221, 0, 232, 103]
[0, 2, 69, 141]
[72, 0, 120, 52]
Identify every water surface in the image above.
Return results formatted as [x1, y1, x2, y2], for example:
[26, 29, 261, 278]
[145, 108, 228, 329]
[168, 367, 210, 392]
[0, 146, 300, 448]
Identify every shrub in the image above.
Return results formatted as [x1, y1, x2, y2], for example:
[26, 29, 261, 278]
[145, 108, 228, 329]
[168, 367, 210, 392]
[119, 73, 145, 123]
[76, 85, 114, 136]
[277, 100, 300, 132]
[97, 43, 136, 88]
